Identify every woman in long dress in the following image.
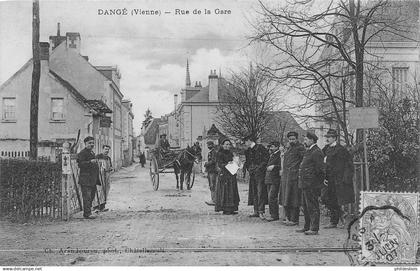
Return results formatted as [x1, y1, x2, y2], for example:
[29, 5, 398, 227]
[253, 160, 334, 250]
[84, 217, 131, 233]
[215, 138, 240, 215]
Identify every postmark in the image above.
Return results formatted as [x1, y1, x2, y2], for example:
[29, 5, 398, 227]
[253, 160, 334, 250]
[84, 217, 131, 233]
[358, 191, 419, 264]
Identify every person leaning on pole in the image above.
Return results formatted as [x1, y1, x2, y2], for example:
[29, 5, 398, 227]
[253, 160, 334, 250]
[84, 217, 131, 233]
[77, 136, 100, 219]
[296, 132, 325, 235]
[322, 129, 354, 229]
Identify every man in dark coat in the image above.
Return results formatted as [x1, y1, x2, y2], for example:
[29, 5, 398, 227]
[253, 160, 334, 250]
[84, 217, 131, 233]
[243, 135, 269, 220]
[204, 141, 218, 206]
[77, 136, 100, 219]
[281, 131, 305, 226]
[264, 141, 282, 222]
[296, 132, 325, 235]
[322, 129, 355, 228]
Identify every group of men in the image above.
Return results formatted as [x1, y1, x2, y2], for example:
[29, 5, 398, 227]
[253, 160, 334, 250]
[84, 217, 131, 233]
[77, 136, 114, 219]
[204, 129, 354, 235]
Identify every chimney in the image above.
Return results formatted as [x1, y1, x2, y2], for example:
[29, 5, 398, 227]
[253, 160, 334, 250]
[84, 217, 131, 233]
[66, 32, 81, 53]
[174, 94, 178, 110]
[49, 22, 66, 50]
[209, 69, 219, 102]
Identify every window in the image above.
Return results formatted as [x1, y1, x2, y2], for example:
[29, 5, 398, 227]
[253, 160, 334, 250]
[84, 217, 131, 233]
[51, 98, 64, 120]
[392, 67, 408, 92]
[2, 97, 16, 120]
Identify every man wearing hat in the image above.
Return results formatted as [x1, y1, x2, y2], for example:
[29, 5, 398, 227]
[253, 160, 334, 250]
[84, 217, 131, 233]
[243, 134, 269, 219]
[204, 141, 218, 206]
[77, 136, 100, 219]
[264, 141, 282, 221]
[296, 132, 325, 235]
[322, 129, 354, 228]
[159, 134, 170, 152]
[281, 131, 305, 226]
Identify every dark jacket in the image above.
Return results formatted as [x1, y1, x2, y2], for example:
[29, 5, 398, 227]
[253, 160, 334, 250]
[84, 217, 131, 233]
[244, 144, 269, 177]
[265, 150, 282, 185]
[77, 148, 99, 187]
[322, 143, 354, 205]
[159, 139, 170, 150]
[298, 145, 325, 189]
[216, 148, 234, 174]
[282, 142, 306, 183]
[205, 148, 218, 173]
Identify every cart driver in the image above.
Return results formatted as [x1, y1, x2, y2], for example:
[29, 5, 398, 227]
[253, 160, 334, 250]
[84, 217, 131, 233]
[159, 134, 170, 152]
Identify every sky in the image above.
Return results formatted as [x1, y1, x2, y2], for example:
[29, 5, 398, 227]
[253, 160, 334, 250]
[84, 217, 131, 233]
[0, 0, 304, 135]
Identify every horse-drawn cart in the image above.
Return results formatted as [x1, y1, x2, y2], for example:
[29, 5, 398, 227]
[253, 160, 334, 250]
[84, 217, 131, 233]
[149, 146, 199, 191]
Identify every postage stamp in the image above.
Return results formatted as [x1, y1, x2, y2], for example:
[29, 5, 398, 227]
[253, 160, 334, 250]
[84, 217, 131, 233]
[357, 191, 419, 264]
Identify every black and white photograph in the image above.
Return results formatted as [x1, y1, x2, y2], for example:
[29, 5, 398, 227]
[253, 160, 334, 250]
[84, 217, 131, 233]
[0, 0, 419, 268]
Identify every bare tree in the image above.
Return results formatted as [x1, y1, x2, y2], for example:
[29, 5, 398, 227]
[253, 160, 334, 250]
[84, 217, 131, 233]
[251, 0, 414, 145]
[29, 0, 40, 160]
[216, 64, 280, 141]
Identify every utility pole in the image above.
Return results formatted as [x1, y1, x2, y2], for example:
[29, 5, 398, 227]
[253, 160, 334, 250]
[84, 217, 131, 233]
[29, 0, 40, 160]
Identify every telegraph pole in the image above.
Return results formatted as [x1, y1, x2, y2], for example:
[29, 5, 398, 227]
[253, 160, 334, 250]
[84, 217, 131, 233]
[29, 0, 40, 160]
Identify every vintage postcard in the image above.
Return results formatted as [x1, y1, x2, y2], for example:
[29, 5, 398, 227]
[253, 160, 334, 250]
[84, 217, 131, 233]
[0, 0, 419, 268]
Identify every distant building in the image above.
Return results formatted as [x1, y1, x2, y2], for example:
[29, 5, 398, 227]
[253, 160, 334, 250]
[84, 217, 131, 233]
[168, 60, 232, 148]
[122, 100, 134, 166]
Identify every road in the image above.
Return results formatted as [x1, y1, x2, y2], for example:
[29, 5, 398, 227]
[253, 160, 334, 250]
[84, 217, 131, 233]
[1, 163, 353, 266]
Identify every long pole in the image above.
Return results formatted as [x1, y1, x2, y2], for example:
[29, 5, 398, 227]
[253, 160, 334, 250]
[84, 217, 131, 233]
[29, 0, 40, 160]
[363, 129, 370, 190]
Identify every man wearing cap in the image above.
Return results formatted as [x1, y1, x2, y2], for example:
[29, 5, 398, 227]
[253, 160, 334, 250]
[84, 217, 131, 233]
[243, 135, 269, 219]
[281, 131, 305, 226]
[204, 141, 218, 206]
[264, 141, 282, 221]
[296, 132, 325, 235]
[77, 136, 100, 219]
[322, 129, 354, 228]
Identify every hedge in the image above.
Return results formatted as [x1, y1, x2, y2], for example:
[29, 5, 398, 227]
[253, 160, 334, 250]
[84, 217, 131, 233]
[0, 158, 62, 222]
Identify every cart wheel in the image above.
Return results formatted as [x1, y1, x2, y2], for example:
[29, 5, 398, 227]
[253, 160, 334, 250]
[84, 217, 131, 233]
[149, 157, 159, 191]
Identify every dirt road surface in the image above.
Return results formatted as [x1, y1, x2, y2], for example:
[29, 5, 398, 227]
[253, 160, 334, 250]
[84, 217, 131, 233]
[1, 163, 353, 266]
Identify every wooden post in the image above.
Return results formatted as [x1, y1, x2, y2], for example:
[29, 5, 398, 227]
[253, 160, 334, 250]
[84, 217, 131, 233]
[61, 142, 71, 220]
[363, 129, 370, 190]
[29, 0, 40, 160]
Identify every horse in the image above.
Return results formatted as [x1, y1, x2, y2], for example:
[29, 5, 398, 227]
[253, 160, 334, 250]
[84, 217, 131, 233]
[173, 144, 202, 190]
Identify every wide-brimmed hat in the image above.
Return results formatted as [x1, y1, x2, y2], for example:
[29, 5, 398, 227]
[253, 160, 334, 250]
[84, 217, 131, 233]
[324, 129, 338, 138]
[305, 132, 318, 142]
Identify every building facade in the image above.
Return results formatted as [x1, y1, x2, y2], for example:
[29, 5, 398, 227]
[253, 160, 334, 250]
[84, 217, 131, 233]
[311, 1, 419, 147]
[0, 25, 131, 169]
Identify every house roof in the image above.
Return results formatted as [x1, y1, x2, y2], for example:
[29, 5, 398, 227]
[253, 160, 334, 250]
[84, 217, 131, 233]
[49, 41, 118, 100]
[50, 70, 112, 114]
[260, 111, 306, 144]
[85, 100, 113, 114]
[184, 78, 234, 103]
